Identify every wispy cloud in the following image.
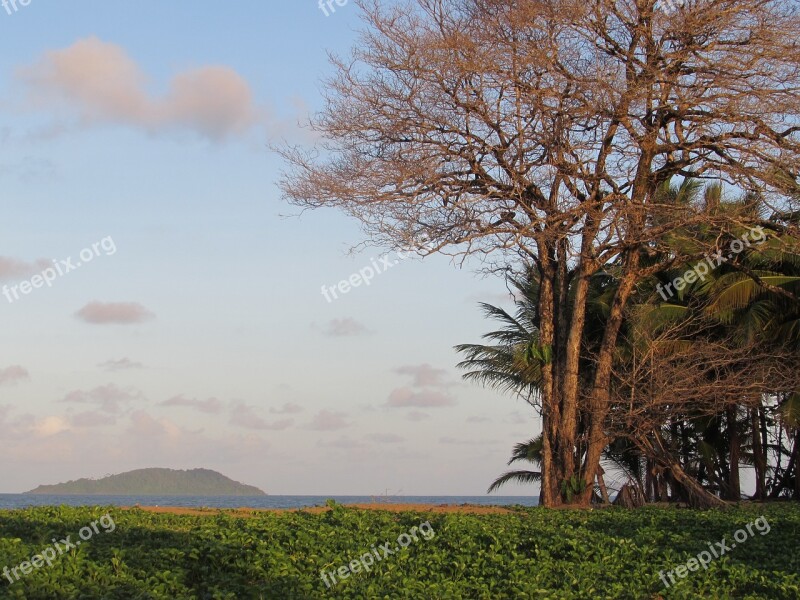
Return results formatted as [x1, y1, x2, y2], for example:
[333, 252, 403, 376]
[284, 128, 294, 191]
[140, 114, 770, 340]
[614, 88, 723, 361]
[60, 384, 143, 414]
[160, 395, 224, 415]
[99, 357, 144, 371]
[320, 317, 369, 337]
[395, 364, 450, 388]
[306, 409, 350, 431]
[506, 411, 528, 425]
[386, 388, 455, 408]
[75, 301, 154, 325]
[270, 402, 303, 415]
[0, 157, 57, 183]
[229, 402, 293, 430]
[17, 37, 260, 142]
[0, 365, 29, 386]
[0, 257, 51, 281]
[69, 410, 117, 428]
[467, 416, 491, 423]
[33, 416, 71, 437]
[0, 406, 271, 469]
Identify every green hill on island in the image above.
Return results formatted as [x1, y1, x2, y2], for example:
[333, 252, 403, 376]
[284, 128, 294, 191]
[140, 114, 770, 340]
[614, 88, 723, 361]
[25, 468, 266, 496]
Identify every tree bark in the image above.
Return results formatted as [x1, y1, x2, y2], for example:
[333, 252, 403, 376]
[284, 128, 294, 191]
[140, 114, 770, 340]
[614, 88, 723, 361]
[640, 431, 728, 508]
[795, 433, 800, 500]
[597, 465, 611, 504]
[579, 259, 641, 504]
[536, 247, 561, 506]
[752, 407, 767, 501]
[727, 406, 741, 501]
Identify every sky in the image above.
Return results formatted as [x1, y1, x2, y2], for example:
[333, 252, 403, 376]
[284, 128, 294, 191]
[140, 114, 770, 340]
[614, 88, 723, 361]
[0, 1, 539, 495]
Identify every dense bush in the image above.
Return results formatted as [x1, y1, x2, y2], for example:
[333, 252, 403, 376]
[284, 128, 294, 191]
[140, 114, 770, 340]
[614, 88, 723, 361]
[0, 504, 798, 599]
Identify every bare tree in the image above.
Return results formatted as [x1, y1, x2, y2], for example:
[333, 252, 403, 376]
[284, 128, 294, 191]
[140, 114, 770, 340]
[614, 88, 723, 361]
[280, 0, 800, 505]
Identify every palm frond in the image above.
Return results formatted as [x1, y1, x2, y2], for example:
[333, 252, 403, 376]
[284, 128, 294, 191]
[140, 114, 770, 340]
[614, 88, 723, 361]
[706, 273, 800, 322]
[487, 470, 541, 494]
[780, 393, 800, 429]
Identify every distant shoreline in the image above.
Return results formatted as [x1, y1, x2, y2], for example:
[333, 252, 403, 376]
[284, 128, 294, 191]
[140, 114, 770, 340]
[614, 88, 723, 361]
[119, 503, 519, 516]
[21, 492, 268, 497]
[0, 495, 541, 511]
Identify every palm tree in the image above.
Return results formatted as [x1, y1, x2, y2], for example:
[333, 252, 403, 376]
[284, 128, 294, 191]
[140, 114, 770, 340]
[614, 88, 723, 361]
[636, 178, 800, 501]
[455, 270, 544, 407]
[487, 436, 543, 495]
[461, 178, 800, 504]
[456, 267, 616, 503]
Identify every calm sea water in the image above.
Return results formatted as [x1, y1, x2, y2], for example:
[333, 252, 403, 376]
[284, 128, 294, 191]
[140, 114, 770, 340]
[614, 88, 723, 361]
[0, 495, 539, 510]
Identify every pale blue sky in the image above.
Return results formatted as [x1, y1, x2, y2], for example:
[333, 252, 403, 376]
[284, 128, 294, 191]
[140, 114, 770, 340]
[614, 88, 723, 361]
[0, 1, 538, 495]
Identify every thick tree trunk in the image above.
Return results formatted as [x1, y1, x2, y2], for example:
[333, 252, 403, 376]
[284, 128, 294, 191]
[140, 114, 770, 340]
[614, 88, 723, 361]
[559, 267, 591, 484]
[640, 431, 727, 508]
[540, 408, 556, 506]
[668, 459, 728, 509]
[536, 247, 561, 506]
[579, 263, 641, 504]
[555, 238, 581, 489]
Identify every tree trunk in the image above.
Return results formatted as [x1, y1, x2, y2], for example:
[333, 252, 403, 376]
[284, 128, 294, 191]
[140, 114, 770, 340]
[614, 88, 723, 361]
[770, 432, 800, 500]
[579, 262, 641, 504]
[795, 433, 800, 500]
[536, 247, 561, 506]
[667, 458, 728, 509]
[597, 465, 610, 504]
[540, 408, 554, 506]
[727, 405, 741, 501]
[645, 459, 656, 502]
[613, 482, 645, 508]
[638, 431, 727, 508]
[559, 267, 591, 485]
[751, 407, 767, 501]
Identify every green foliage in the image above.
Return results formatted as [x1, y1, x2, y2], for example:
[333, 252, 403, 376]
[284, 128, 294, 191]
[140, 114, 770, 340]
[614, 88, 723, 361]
[1, 504, 798, 598]
[560, 475, 587, 504]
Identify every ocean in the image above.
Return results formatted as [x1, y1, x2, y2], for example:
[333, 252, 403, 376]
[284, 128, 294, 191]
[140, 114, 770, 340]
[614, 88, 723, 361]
[0, 495, 539, 510]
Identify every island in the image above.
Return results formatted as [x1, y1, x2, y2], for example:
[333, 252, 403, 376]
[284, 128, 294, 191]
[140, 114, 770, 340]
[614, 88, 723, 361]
[25, 468, 266, 496]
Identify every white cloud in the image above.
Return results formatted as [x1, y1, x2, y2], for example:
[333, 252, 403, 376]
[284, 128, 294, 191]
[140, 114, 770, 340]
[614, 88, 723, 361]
[0, 257, 51, 281]
[99, 358, 144, 371]
[34, 416, 70, 437]
[0, 365, 29, 386]
[306, 410, 350, 431]
[229, 402, 293, 430]
[320, 318, 369, 337]
[60, 384, 143, 414]
[395, 364, 450, 387]
[160, 395, 225, 415]
[386, 388, 456, 408]
[75, 301, 154, 325]
[17, 37, 260, 142]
